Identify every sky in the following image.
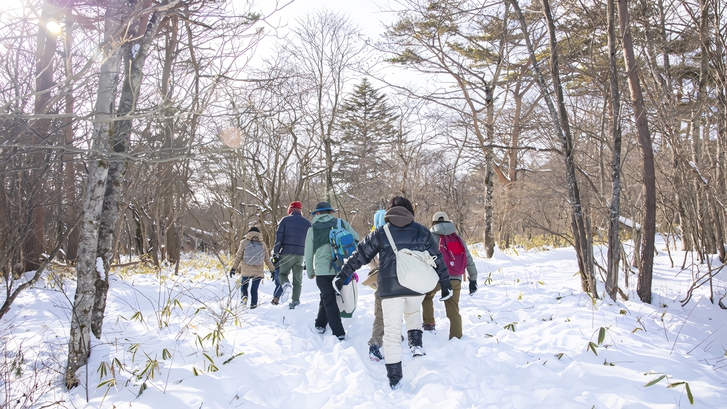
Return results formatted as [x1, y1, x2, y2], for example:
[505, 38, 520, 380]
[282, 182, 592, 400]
[262, 0, 396, 40]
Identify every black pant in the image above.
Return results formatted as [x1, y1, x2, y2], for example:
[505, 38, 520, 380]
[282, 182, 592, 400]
[315, 275, 345, 337]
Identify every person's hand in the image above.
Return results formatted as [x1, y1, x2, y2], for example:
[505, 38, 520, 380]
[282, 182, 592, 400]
[229, 268, 236, 278]
[439, 286, 452, 301]
[469, 280, 478, 295]
[334, 274, 348, 293]
[271, 254, 279, 265]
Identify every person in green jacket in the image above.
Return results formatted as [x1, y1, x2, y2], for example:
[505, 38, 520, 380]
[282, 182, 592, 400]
[304, 201, 359, 340]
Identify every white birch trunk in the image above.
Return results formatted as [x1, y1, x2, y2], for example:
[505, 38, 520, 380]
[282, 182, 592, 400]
[65, 0, 123, 389]
[93, 6, 167, 338]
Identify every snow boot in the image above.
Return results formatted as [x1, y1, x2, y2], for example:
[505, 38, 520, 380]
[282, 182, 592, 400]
[422, 323, 436, 333]
[408, 329, 426, 357]
[315, 326, 326, 334]
[280, 283, 292, 303]
[241, 296, 248, 307]
[385, 362, 403, 390]
[271, 297, 279, 305]
[368, 344, 384, 362]
[289, 300, 300, 309]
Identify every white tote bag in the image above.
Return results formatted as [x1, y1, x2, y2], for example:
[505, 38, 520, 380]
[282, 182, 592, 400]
[383, 224, 440, 294]
[336, 273, 358, 318]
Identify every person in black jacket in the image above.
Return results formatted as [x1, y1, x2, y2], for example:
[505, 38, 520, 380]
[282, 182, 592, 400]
[272, 201, 312, 308]
[337, 196, 452, 390]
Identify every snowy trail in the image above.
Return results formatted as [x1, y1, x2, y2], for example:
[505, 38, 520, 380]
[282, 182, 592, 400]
[3, 241, 727, 408]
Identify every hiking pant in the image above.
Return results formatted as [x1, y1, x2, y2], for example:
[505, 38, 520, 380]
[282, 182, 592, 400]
[272, 266, 282, 298]
[314, 275, 345, 337]
[381, 295, 424, 364]
[422, 279, 462, 339]
[368, 290, 384, 347]
[278, 254, 304, 303]
[241, 276, 262, 307]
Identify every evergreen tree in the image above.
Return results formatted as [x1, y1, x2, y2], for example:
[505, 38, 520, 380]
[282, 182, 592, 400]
[336, 78, 399, 187]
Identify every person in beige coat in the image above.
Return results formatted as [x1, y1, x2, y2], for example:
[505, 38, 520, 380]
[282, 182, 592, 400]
[229, 227, 274, 308]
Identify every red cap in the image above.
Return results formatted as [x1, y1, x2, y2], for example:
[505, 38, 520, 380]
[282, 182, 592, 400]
[288, 201, 302, 214]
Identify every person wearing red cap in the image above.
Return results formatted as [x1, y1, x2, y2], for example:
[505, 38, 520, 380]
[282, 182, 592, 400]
[272, 201, 311, 308]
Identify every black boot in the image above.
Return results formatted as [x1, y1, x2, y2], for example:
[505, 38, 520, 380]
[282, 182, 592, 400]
[408, 329, 426, 357]
[385, 362, 403, 390]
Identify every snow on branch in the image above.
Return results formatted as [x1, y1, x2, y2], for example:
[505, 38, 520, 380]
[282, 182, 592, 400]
[619, 216, 641, 231]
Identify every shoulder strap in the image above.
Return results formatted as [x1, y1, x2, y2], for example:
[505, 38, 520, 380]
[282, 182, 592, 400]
[337, 218, 342, 230]
[383, 224, 398, 252]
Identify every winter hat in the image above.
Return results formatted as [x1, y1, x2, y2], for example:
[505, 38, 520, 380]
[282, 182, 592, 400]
[311, 201, 336, 215]
[288, 201, 302, 214]
[432, 211, 451, 222]
[248, 226, 260, 233]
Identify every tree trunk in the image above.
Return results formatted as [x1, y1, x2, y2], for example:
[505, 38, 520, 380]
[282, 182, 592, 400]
[606, 0, 623, 301]
[542, 0, 597, 295]
[617, 0, 656, 303]
[483, 85, 495, 258]
[24, 0, 60, 272]
[65, 0, 123, 388]
[509, 0, 596, 295]
[63, 3, 79, 263]
[93, 5, 164, 338]
[160, 16, 180, 265]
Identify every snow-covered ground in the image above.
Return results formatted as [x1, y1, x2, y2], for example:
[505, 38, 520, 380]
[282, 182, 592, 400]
[2, 238, 726, 408]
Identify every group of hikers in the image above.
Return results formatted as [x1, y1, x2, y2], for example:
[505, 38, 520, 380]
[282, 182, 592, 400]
[228, 196, 479, 390]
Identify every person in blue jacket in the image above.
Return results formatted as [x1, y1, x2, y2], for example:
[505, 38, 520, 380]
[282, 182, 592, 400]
[272, 201, 311, 308]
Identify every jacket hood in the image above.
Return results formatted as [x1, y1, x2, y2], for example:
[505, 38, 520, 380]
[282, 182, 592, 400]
[384, 206, 415, 227]
[312, 213, 336, 224]
[244, 230, 263, 240]
[430, 221, 456, 236]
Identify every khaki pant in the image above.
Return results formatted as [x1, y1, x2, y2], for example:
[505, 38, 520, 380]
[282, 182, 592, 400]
[422, 279, 462, 339]
[382, 295, 424, 364]
[369, 290, 384, 347]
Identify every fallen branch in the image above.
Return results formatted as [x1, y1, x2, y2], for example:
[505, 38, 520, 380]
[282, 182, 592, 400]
[680, 264, 725, 307]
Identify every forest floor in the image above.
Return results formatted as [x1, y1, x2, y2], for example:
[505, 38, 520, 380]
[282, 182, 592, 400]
[2, 236, 727, 408]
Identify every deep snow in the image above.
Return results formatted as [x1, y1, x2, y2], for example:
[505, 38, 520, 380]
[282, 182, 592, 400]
[2, 238, 726, 408]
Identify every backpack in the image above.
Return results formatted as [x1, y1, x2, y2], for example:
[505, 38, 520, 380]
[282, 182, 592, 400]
[439, 233, 467, 276]
[329, 219, 356, 271]
[242, 237, 265, 266]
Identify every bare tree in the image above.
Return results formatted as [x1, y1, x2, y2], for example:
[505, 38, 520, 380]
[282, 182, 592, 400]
[287, 10, 363, 204]
[606, 0, 624, 300]
[509, 0, 597, 295]
[381, 0, 510, 258]
[617, 0, 656, 303]
[65, 0, 127, 388]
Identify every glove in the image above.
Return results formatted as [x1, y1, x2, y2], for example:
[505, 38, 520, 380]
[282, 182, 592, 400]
[229, 268, 236, 277]
[440, 286, 453, 301]
[270, 254, 279, 266]
[469, 281, 478, 295]
[334, 274, 348, 293]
